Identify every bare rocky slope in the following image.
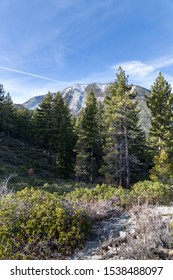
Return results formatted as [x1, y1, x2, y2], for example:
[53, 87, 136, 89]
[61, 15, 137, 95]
[71, 205, 173, 260]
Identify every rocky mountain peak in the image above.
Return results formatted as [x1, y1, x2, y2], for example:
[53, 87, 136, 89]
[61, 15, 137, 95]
[21, 83, 150, 116]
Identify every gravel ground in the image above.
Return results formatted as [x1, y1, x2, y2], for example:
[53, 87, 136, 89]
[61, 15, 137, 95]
[71, 205, 173, 260]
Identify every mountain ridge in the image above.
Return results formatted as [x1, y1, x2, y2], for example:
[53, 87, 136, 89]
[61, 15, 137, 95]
[21, 83, 150, 115]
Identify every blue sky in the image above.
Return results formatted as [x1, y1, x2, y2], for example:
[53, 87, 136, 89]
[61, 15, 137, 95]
[1, 0, 173, 103]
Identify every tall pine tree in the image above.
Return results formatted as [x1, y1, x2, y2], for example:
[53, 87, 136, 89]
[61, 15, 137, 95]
[51, 93, 75, 177]
[33, 92, 75, 177]
[33, 92, 53, 157]
[14, 107, 33, 146]
[1, 92, 14, 138]
[146, 72, 173, 182]
[101, 67, 147, 188]
[75, 91, 103, 183]
[0, 84, 5, 133]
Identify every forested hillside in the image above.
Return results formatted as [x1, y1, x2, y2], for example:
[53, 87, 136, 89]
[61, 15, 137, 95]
[0, 68, 151, 185]
[0, 67, 173, 260]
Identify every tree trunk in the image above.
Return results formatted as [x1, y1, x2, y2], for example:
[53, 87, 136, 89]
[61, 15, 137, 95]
[124, 126, 130, 188]
[119, 142, 123, 186]
[90, 146, 94, 183]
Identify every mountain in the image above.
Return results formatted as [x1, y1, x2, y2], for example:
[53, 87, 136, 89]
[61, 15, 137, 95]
[21, 95, 46, 111]
[22, 83, 111, 113]
[21, 83, 151, 130]
[131, 85, 151, 130]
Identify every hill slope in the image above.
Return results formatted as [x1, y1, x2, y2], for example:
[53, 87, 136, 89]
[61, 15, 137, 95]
[0, 133, 57, 185]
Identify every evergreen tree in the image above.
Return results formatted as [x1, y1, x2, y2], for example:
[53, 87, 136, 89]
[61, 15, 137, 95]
[14, 107, 33, 146]
[101, 67, 147, 188]
[33, 92, 53, 156]
[33, 92, 75, 177]
[146, 72, 173, 182]
[95, 101, 105, 173]
[1, 92, 14, 138]
[75, 91, 103, 183]
[51, 93, 75, 177]
[0, 84, 5, 132]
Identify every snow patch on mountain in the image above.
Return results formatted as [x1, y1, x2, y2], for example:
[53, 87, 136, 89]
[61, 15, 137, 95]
[21, 83, 150, 119]
[61, 84, 88, 114]
[21, 83, 111, 112]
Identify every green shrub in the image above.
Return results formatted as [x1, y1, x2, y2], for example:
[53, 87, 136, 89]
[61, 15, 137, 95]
[65, 184, 133, 209]
[0, 166, 16, 177]
[113, 186, 131, 207]
[131, 180, 173, 205]
[65, 187, 91, 201]
[0, 188, 92, 259]
[40, 181, 86, 195]
[65, 184, 116, 202]
[91, 184, 116, 199]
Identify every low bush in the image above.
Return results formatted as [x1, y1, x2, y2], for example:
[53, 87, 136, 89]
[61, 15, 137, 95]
[64, 185, 132, 220]
[0, 188, 92, 259]
[40, 181, 87, 195]
[131, 180, 173, 205]
[65, 184, 116, 202]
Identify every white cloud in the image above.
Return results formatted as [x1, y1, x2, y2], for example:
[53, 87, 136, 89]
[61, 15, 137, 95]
[151, 56, 173, 69]
[111, 61, 155, 87]
[112, 61, 154, 78]
[110, 56, 173, 88]
[68, 56, 173, 91]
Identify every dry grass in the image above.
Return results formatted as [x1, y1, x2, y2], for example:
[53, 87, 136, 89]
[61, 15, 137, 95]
[70, 198, 122, 221]
[118, 206, 173, 259]
[97, 205, 173, 260]
[0, 174, 15, 197]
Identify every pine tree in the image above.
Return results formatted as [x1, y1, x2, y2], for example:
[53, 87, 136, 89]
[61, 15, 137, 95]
[33, 92, 75, 177]
[0, 84, 5, 132]
[101, 67, 147, 188]
[95, 101, 105, 173]
[14, 107, 33, 146]
[33, 92, 53, 156]
[75, 91, 103, 183]
[1, 92, 14, 138]
[146, 72, 173, 182]
[51, 93, 75, 177]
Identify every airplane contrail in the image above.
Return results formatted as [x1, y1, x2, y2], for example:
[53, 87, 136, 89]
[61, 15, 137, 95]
[0, 65, 68, 84]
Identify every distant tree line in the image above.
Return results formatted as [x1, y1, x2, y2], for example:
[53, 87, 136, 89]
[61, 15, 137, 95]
[0, 67, 173, 187]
